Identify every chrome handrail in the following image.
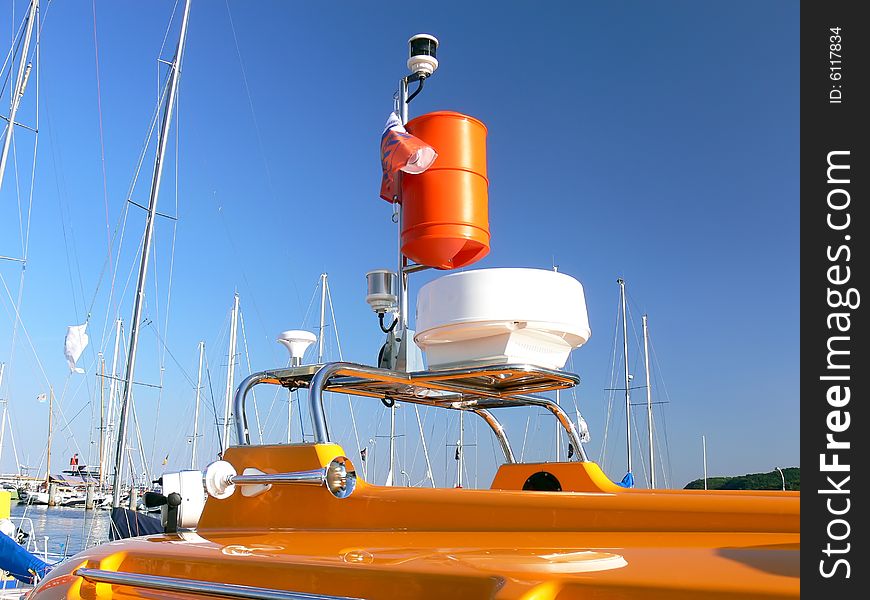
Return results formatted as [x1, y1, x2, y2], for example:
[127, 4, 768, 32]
[233, 361, 587, 463]
[206, 457, 357, 500]
[74, 568, 364, 600]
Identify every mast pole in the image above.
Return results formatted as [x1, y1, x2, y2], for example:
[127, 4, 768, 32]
[46, 387, 53, 489]
[317, 273, 327, 362]
[0, 0, 38, 192]
[642, 314, 654, 488]
[0, 363, 21, 476]
[222, 293, 240, 454]
[98, 354, 105, 486]
[457, 411, 464, 488]
[618, 278, 632, 475]
[553, 265, 560, 462]
[0, 363, 5, 465]
[191, 341, 204, 469]
[382, 79, 410, 484]
[103, 319, 122, 491]
[0, 402, 5, 470]
[702, 435, 708, 490]
[413, 406, 435, 487]
[287, 392, 293, 444]
[112, 0, 192, 508]
[386, 401, 396, 486]
[396, 78, 409, 335]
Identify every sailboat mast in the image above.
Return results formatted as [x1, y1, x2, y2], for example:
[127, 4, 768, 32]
[553, 265, 561, 462]
[618, 278, 632, 475]
[0, 364, 6, 466]
[287, 391, 293, 444]
[98, 355, 105, 486]
[413, 406, 435, 487]
[642, 314, 654, 488]
[222, 293, 240, 454]
[702, 435, 708, 490]
[387, 401, 396, 486]
[0, 365, 22, 477]
[102, 318, 122, 490]
[112, 0, 192, 508]
[46, 388, 53, 489]
[0, 0, 38, 191]
[0, 403, 5, 469]
[318, 273, 327, 362]
[191, 340, 204, 469]
[457, 411, 464, 488]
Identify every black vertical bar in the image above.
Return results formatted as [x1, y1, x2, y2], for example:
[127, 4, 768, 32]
[802, 1, 868, 595]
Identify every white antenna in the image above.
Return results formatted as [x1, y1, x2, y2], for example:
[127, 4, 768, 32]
[277, 330, 317, 366]
[277, 330, 316, 444]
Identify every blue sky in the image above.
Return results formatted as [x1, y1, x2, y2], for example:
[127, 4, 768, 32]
[0, 1, 798, 489]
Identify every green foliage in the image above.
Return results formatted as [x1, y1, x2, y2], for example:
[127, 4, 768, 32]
[684, 467, 799, 490]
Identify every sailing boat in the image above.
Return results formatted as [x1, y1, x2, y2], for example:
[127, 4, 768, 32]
[108, 0, 190, 511]
[27, 30, 798, 600]
[0, 0, 68, 509]
[599, 278, 670, 489]
[0, 0, 39, 483]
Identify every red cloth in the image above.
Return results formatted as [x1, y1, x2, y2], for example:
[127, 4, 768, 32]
[379, 112, 437, 202]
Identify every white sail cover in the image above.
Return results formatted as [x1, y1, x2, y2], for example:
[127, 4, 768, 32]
[64, 323, 89, 373]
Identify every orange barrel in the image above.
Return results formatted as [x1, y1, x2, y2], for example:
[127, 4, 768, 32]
[401, 111, 490, 270]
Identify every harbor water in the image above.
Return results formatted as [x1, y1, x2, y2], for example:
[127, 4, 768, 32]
[9, 503, 111, 561]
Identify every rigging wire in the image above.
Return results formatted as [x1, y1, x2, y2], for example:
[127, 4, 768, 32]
[91, 0, 113, 282]
[0, 271, 53, 391]
[95, 61, 171, 349]
[625, 289, 673, 486]
[144, 319, 196, 388]
[213, 195, 276, 362]
[0, 1, 47, 468]
[598, 284, 622, 470]
[325, 278, 364, 466]
[203, 352, 224, 457]
[223, 0, 276, 201]
[157, 0, 182, 61]
[649, 335, 674, 487]
[238, 308, 264, 444]
[0, 10, 28, 95]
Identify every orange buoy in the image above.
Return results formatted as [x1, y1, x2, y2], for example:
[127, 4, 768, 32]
[401, 111, 490, 270]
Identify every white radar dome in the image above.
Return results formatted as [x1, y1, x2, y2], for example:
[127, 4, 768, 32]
[414, 268, 591, 370]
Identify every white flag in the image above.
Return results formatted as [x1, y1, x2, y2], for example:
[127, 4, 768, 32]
[64, 323, 89, 374]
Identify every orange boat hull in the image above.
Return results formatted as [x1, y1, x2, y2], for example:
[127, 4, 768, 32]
[30, 443, 799, 599]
